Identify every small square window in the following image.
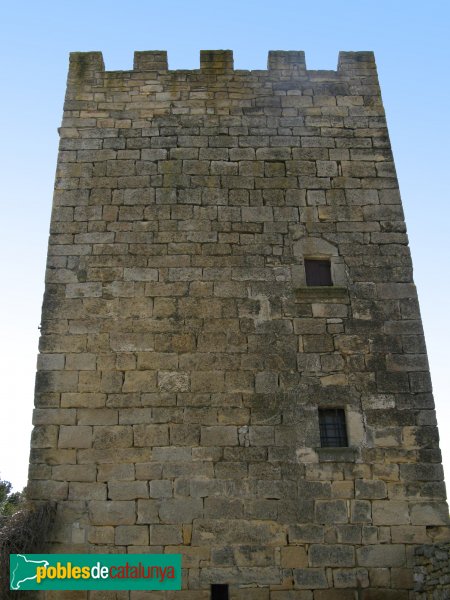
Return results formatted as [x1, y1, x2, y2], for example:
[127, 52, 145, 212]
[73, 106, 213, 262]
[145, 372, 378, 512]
[305, 259, 332, 286]
[319, 408, 348, 447]
[211, 584, 229, 600]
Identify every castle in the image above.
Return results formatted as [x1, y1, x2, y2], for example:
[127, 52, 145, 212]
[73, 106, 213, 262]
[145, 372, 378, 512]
[28, 49, 450, 598]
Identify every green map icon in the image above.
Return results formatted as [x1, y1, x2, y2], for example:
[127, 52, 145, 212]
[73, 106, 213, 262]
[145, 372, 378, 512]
[10, 554, 50, 590]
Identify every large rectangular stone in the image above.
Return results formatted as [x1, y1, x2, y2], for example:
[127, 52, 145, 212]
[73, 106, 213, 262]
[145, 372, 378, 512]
[108, 481, 148, 500]
[159, 499, 203, 524]
[133, 424, 169, 447]
[93, 426, 133, 448]
[293, 568, 328, 589]
[88, 501, 136, 525]
[58, 426, 92, 449]
[315, 500, 348, 524]
[192, 519, 286, 545]
[115, 525, 149, 546]
[356, 544, 405, 567]
[201, 426, 238, 446]
[309, 544, 355, 567]
[372, 501, 409, 525]
[53, 465, 96, 482]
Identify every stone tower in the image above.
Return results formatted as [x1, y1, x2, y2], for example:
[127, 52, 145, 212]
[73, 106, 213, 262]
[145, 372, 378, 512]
[29, 50, 450, 598]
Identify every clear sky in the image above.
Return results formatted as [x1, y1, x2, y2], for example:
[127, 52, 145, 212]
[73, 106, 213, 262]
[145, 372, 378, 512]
[1, 0, 449, 492]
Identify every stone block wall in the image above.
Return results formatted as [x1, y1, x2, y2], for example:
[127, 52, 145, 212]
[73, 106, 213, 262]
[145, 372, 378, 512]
[28, 49, 450, 598]
[415, 543, 450, 598]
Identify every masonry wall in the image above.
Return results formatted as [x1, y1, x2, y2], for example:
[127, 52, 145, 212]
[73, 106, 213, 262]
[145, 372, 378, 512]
[28, 49, 450, 599]
[415, 543, 450, 598]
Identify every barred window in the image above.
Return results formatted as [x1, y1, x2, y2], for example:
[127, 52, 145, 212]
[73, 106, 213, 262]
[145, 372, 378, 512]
[211, 584, 229, 600]
[319, 408, 348, 447]
[305, 259, 332, 286]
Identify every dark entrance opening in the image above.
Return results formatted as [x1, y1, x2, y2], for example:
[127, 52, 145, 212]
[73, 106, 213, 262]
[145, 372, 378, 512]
[211, 584, 229, 600]
[305, 258, 332, 286]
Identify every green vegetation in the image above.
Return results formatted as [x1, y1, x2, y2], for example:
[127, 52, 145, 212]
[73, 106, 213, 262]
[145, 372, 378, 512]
[0, 479, 55, 599]
[0, 478, 24, 520]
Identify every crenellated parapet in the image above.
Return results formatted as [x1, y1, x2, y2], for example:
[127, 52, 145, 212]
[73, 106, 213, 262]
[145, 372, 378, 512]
[66, 49, 382, 117]
[68, 49, 378, 79]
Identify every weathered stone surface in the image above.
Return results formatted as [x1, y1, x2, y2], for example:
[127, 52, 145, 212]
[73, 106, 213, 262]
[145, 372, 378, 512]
[93, 426, 133, 449]
[157, 371, 190, 392]
[53, 465, 96, 482]
[27, 48, 450, 597]
[293, 568, 328, 589]
[281, 546, 308, 568]
[58, 426, 92, 449]
[115, 525, 149, 546]
[309, 544, 355, 567]
[159, 498, 203, 523]
[355, 479, 386, 499]
[315, 500, 348, 524]
[357, 544, 406, 567]
[150, 524, 182, 545]
[192, 519, 286, 545]
[333, 568, 369, 589]
[88, 501, 136, 525]
[410, 502, 449, 526]
[414, 542, 450, 597]
[201, 426, 238, 446]
[289, 524, 324, 544]
[69, 482, 106, 500]
[372, 501, 409, 525]
[108, 481, 148, 500]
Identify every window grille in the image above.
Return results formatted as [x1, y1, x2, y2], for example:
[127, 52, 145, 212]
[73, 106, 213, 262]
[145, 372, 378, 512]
[319, 408, 348, 447]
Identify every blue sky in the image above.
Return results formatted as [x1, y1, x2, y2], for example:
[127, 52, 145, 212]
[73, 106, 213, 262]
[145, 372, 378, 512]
[1, 0, 449, 491]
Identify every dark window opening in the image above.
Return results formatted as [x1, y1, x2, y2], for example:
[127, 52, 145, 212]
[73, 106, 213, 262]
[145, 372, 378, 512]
[211, 584, 229, 600]
[305, 259, 332, 286]
[319, 408, 348, 447]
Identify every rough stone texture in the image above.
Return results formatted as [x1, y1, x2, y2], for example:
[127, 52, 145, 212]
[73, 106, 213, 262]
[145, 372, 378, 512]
[414, 543, 450, 598]
[29, 49, 450, 598]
